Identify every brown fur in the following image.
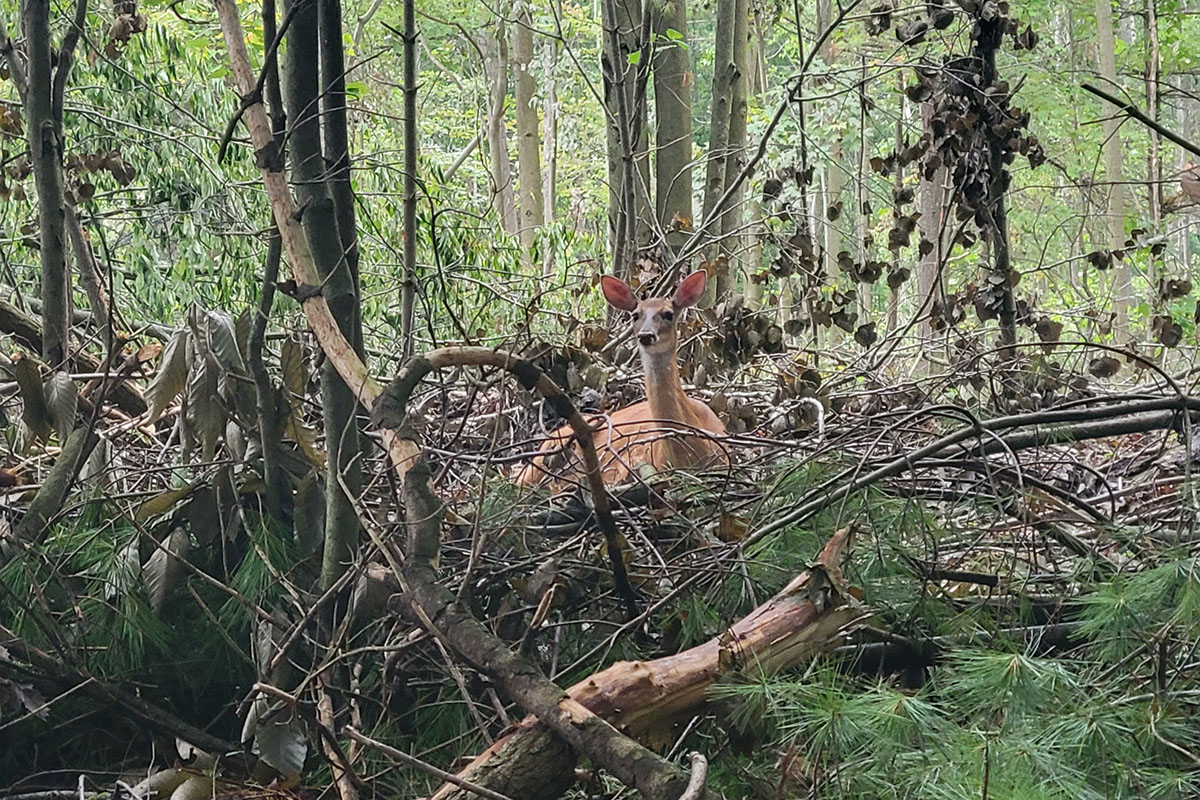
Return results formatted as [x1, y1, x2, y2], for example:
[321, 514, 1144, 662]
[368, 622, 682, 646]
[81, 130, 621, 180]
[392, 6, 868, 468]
[516, 273, 727, 488]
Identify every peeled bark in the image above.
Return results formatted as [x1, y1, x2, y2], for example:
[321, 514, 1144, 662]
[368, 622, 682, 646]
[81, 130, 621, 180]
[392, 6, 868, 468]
[651, 0, 692, 251]
[513, 5, 544, 248]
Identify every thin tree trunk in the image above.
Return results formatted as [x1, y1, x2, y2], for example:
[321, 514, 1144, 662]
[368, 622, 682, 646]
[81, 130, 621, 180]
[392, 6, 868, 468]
[284, 0, 361, 592]
[485, 25, 517, 234]
[543, 20, 559, 226]
[651, 0, 692, 253]
[601, 0, 639, 277]
[1095, 0, 1130, 337]
[700, 0, 736, 246]
[513, 4, 544, 249]
[320, 0, 363, 354]
[717, 0, 748, 300]
[917, 102, 944, 364]
[402, 0, 418, 354]
[1145, 0, 1161, 315]
[23, 0, 69, 367]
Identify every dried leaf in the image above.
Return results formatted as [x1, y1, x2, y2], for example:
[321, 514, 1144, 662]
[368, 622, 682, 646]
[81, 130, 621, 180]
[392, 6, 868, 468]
[254, 713, 307, 779]
[188, 485, 220, 547]
[1088, 356, 1121, 379]
[135, 483, 199, 522]
[186, 355, 225, 462]
[43, 371, 78, 440]
[280, 336, 307, 403]
[12, 354, 52, 444]
[142, 526, 189, 615]
[146, 328, 191, 423]
[293, 471, 325, 557]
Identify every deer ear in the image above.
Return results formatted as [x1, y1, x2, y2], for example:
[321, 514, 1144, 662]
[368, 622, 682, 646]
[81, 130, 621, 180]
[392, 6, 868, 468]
[672, 270, 707, 309]
[600, 276, 639, 312]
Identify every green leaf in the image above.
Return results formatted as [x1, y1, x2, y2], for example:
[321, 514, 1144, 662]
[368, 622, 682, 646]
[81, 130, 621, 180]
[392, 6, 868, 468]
[345, 81, 368, 99]
[666, 27, 684, 40]
[627, 50, 641, 64]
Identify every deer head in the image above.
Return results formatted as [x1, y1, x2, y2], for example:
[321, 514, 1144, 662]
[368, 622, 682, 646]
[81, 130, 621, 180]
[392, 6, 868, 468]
[599, 270, 707, 359]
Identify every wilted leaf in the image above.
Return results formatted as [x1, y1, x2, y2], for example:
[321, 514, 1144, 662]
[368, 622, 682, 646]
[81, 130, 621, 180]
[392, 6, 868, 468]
[204, 308, 247, 378]
[280, 336, 307, 402]
[43, 371, 78, 440]
[254, 713, 307, 779]
[146, 328, 191, 423]
[285, 399, 325, 469]
[293, 471, 325, 556]
[188, 485, 220, 547]
[12, 353, 52, 444]
[1151, 314, 1183, 347]
[185, 355, 225, 462]
[1088, 356, 1121, 379]
[135, 481, 199, 522]
[717, 512, 748, 542]
[143, 526, 190, 615]
[854, 322, 878, 347]
[1035, 317, 1063, 352]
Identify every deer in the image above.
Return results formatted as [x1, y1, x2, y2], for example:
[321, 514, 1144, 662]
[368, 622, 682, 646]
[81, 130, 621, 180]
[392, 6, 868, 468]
[516, 270, 728, 488]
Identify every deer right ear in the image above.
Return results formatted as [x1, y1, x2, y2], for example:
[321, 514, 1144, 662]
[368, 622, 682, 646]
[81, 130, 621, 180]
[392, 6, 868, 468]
[600, 276, 639, 312]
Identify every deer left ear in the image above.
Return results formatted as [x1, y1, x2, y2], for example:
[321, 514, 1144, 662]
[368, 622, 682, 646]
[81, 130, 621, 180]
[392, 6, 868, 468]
[672, 270, 707, 309]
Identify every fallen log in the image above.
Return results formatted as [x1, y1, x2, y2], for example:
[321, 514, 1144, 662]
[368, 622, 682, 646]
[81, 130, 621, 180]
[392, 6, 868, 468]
[431, 528, 862, 800]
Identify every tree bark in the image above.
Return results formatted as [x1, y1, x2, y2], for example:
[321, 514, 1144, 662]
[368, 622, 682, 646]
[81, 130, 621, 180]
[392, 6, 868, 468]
[513, 4, 544, 250]
[917, 101, 944, 359]
[601, 0, 645, 277]
[542, 17, 559, 226]
[402, 0, 418, 358]
[700, 0, 736, 252]
[1095, 0, 1130, 337]
[1144, 0, 1161, 316]
[651, 0, 692, 252]
[717, 0, 748, 300]
[283, 0, 361, 592]
[485, 24, 518, 234]
[22, 0, 70, 367]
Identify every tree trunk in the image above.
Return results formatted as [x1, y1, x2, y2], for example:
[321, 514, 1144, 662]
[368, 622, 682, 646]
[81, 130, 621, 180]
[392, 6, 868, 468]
[601, 0, 643, 277]
[1095, 0, 1129, 337]
[401, 0, 418, 357]
[485, 25, 517, 234]
[651, 0, 692, 253]
[22, 0, 69, 367]
[700, 0, 736, 248]
[717, 0, 748, 300]
[917, 101, 944, 363]
[283, 0, 361, 592]
[543, 18, 559, 226]
[1144, 0, 1161, 316]
[513, 4, 544, 249]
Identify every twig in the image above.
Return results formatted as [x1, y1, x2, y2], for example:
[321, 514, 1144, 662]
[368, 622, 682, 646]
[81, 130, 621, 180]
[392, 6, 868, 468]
[344, 727, 517, 800]
[678, 753, 709, 800]
[1081, 83, 1200, 159]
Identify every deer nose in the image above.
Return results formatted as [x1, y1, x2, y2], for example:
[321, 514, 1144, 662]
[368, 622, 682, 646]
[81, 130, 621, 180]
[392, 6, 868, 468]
[638, 333, 657, 346]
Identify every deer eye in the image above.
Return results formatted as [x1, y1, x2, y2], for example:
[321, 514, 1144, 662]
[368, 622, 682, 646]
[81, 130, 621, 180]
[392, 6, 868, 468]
[661, 310, 674, 322]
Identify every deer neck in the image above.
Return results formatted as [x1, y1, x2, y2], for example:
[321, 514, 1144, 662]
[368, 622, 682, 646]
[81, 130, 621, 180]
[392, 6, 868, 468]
[640, 347, 689, 423]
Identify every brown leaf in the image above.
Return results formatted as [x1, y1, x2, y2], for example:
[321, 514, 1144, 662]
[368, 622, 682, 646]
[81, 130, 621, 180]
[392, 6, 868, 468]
[1087, 356, 1121, 379]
